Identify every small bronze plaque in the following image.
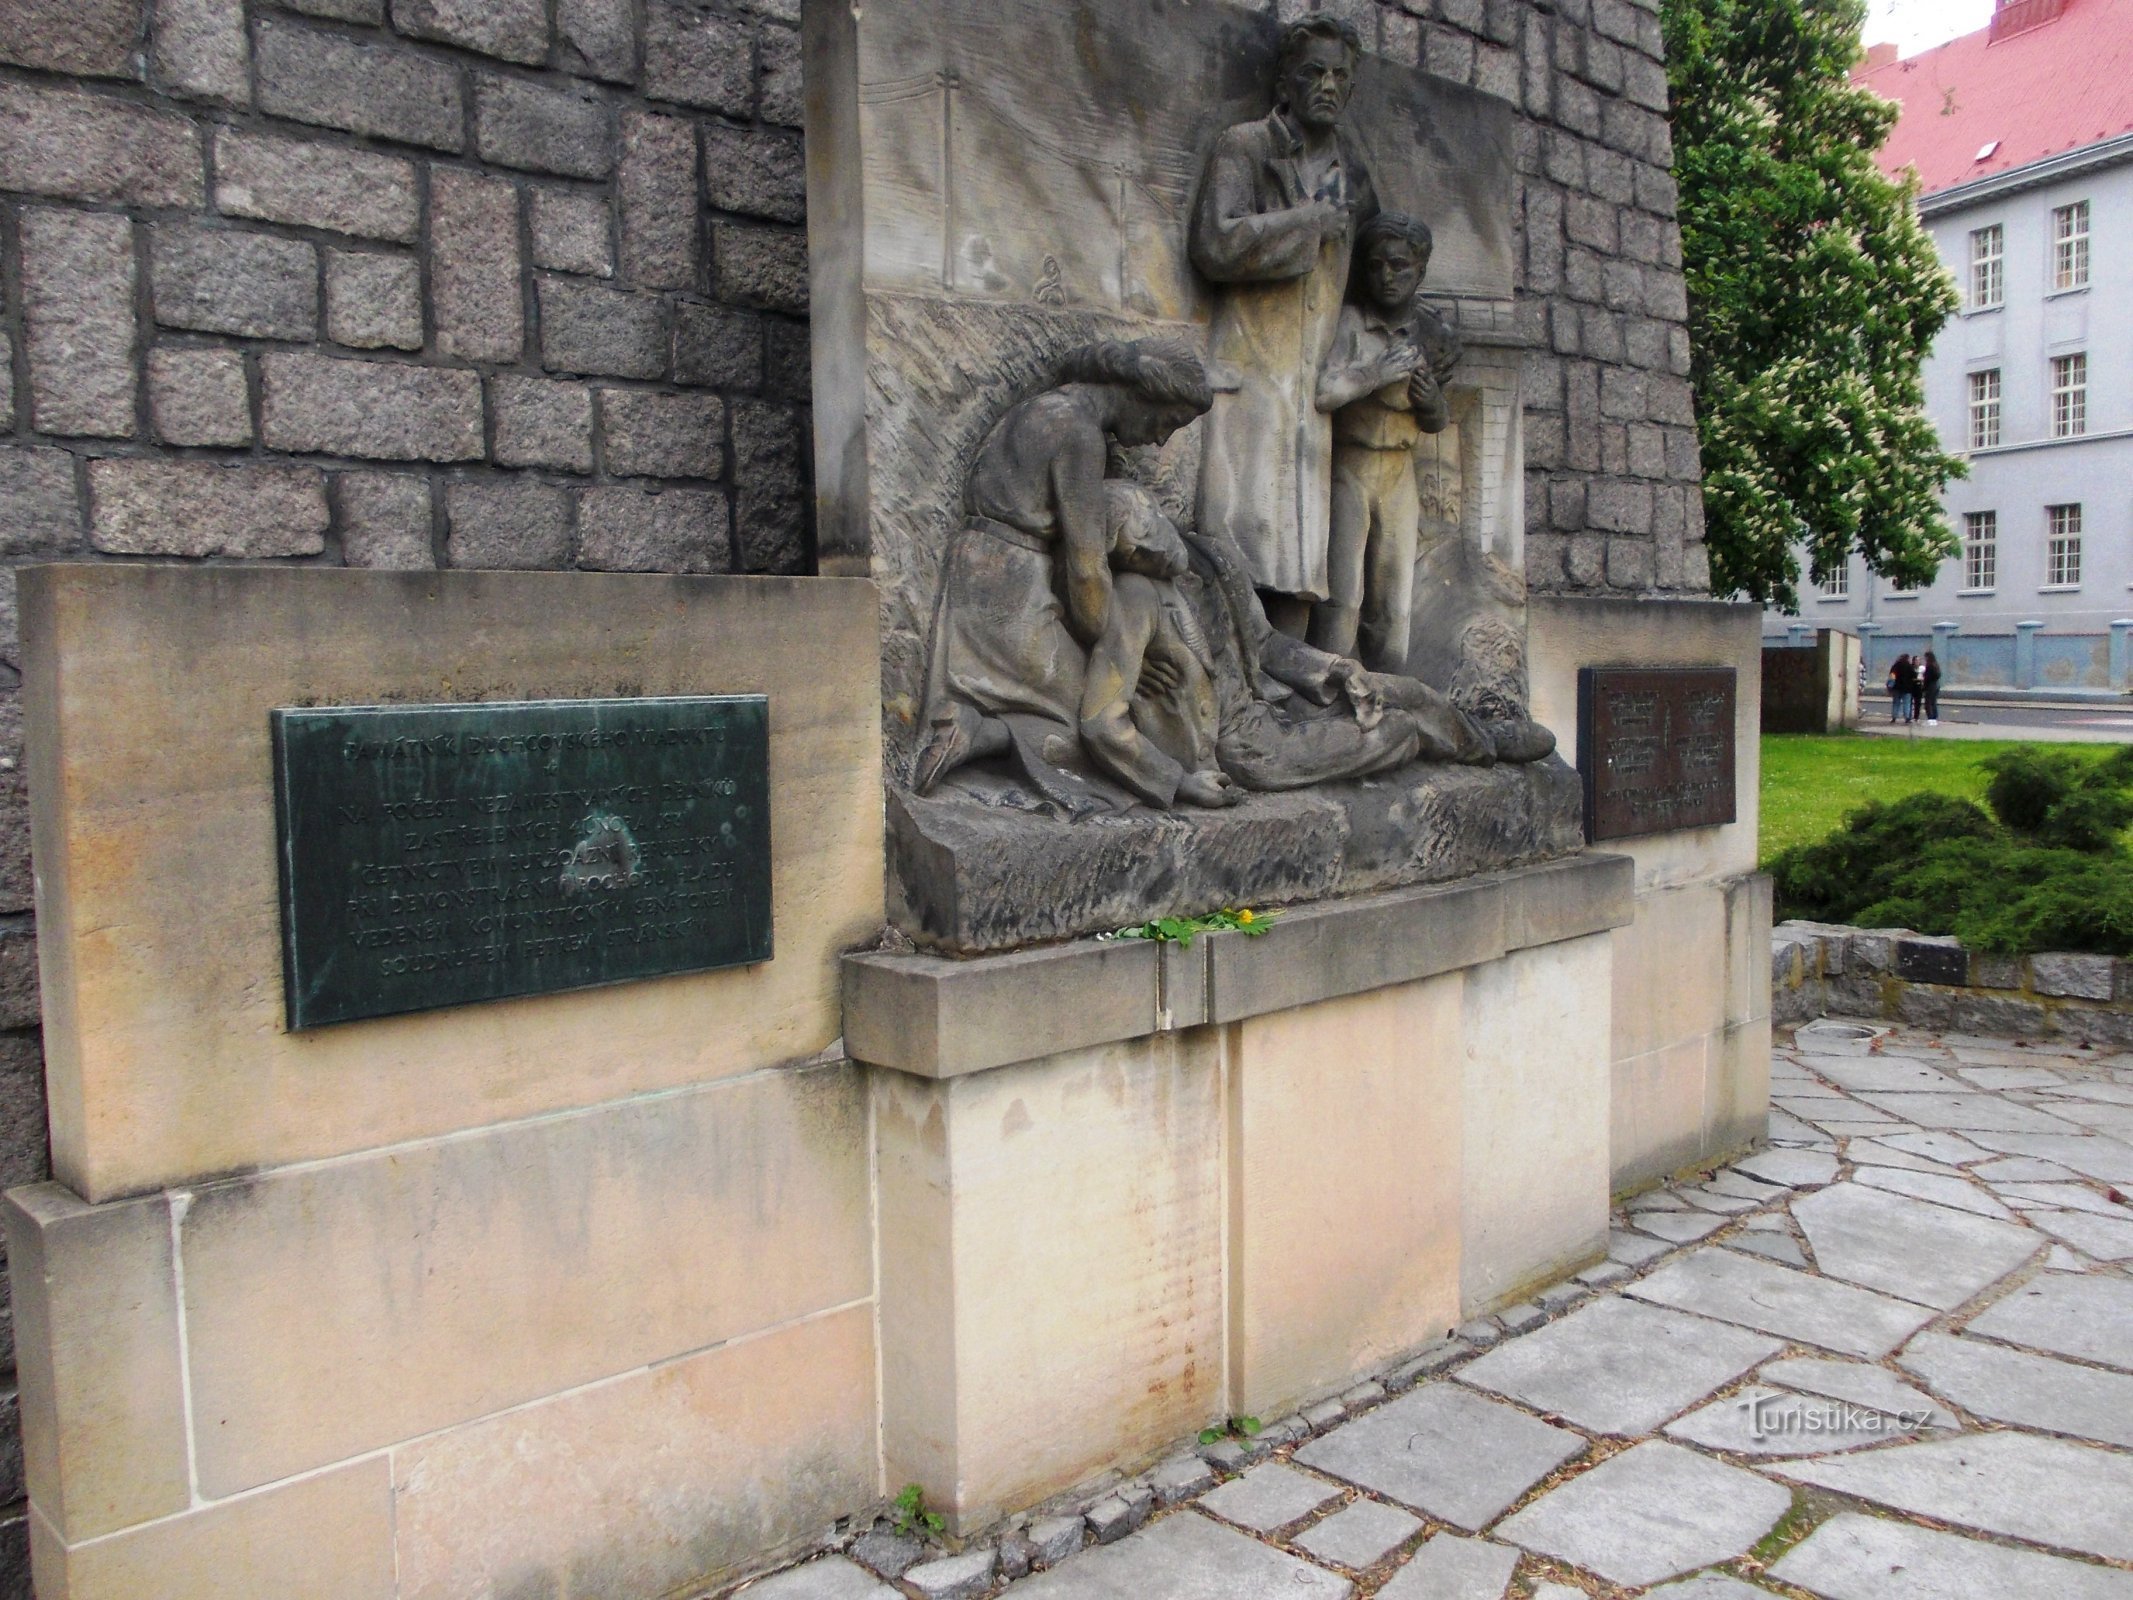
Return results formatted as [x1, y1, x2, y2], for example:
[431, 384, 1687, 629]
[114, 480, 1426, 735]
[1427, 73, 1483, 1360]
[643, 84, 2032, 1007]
[1577, 668, 1737, 841]
[273, 697, 772, 1029]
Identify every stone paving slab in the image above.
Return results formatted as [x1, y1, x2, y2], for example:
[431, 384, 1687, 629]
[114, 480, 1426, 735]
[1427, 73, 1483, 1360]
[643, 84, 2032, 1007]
[1729, 1232, 1808, 1267]
[1994, 1181, 2133, 1218]
[1373, 1533, 1517, 1599]
[1850, 1165, 2014, 1217]
[745, 1556, 903, 1598]
[1876, 1130, 1995, 1164]
[1967, 1132, 2133, 1184]
[1805, 1057, 1969, 1094]
[1663, 1384, 1923, 1456]
[1856, 1092, 2081, 1134]
[1457, 1297, 1781, 1436]
[1844, 1142, 1961, 1176]
[1965, 1272, 2133, 1370]
[1773, 1430, 2133, 1562]
[2042, 1081, 2133, 1106]
[2031, 1209, 2133, 1259]
[1629, 1248, 1935, 1358]
[1648, 1577, 1784, 1598]
[1730, 1147, 1839, 1187]
[1770, 1512, 2133, 1600]
[1295, 1383, 1585, 1532]
[1790, 1183, 2039, 1310]
[1609, 1229, 1676, 1266]
[1757, 1356, 1955, 1429]
[1291, 1499, 1421, 1570]
[1898, 1331, 2133, 1448]
[1495, 1440, 1792, 1588]
[1974, 1154, 2085, 1181]
[1001, 1511, 1353, 1599]
[1196, 1462, 1341, 1534]
[1630, 1209, 1728, 1244]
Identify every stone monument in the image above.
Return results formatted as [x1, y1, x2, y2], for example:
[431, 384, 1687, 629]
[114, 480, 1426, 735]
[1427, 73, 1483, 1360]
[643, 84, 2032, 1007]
[811, 0, 1579, 952]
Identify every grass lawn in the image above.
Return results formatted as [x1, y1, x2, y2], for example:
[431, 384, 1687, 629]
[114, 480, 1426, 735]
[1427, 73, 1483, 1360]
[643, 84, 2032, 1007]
[1759, 734, 2120, 864]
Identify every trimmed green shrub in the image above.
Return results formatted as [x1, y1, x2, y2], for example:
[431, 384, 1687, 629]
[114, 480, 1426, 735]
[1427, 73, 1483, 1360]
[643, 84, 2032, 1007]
[1770, 748, 2133, 956]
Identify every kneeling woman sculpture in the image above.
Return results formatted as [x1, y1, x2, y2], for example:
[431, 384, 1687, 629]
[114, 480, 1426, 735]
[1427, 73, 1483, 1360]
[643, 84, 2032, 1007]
[912, 339, 1552, 816]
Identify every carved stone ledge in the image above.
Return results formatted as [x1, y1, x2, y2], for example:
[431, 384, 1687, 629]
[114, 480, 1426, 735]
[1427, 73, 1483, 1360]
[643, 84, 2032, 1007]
[845, 851, 1634, 1080]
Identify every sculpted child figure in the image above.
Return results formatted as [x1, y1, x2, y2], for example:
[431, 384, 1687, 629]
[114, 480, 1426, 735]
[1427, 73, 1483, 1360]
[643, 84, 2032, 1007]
[1312, 212, 1463, 672]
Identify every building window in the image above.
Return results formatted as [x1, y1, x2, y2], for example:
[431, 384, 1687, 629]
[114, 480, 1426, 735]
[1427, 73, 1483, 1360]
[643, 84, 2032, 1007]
[2051, 352, 2088, 437]
[2053, 200, 2091, 290]
[1968, 368, 2001, 449]
[1820, 563, 1849, 599]
[1970, 224, 2004, 309]
[2047, 503, 2082, 586]
[1964, 511, 1998, 590]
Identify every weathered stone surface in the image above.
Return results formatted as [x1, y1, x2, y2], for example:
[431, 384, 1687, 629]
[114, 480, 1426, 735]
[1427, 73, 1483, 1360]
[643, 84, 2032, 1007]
[154, 0, 250, 106]
[744, 1556, 900, 1599]
[261, 353, 483, 461]
[1497, 1441, 1791, 1588]
[1294, 1499, 1421, 1570]
[1458, 1297, 1780, 1435]
[1790, 1183, 2038, 1311]
[716, 222, 808, 312]
[530, 186, 615, 277]
[846, 1530, 921, 1580]
[1376, 1533, 1518, 1600]
[905, 1547, 994, 1600]
[0, 1032, 49, 1189]
[152, 223, 317, 339]
[334, 472, 433, 570]
[0, 0, 140, 75]
[0, 445, 80, 556]
[21, 207, 136, 438]
[148, 348, 252, 447]
[1083, 1495, 1145, 1546]
[891, 758, 1582, 955]
[643, 2, 754, 113]
[600, 389, 723, 479]
[1773, 1431, 2133, 1563]
[1025, 1517, 1083, 1567]
[704, 122, 806, 222]
[1662, 1384, 1923, 1457]
[88, 460, 328, 557]
[558, 0, 636, 82]
[1965, 1273, 2133, 1372]
[1899, 1331, 2133, 1448]
[1005, 1511, 1351, 1600]
[1628, 1248, 1935, 1358]
[1757, 1356, 1953, 1433]
[476, 72, 612, 178]
[538, 277, 667, 378]
[255, 18, 463, 150]
[324, 250, 422, 351]
[431, 169, 523, 362]
[391, 0, 547, 64]
[444, 480, 573, 570]
[214, 132, 418, 240]
[1149, 1454, 1214, 1505]
[731, 398, 808, 572]
[491, 376, 595, 473]
[0, 84, 202, 206]
[1296, 1383, 1584, 1532]
[619, 110, 698, 288]
[2031, 952, 2114, 1001]
[1772, 1513, 2133, 1600]
[576, 486, 730, 573]
[1199, 1462, 1342, 1534]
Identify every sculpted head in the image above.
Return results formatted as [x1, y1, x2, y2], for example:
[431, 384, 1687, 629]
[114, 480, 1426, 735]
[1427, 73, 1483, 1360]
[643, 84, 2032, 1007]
[1104, 481, 1191, 580]
[1060, 340, 1214, 448]
[1276, 17, 1362, 134]
[1356, 213, 1434, 311]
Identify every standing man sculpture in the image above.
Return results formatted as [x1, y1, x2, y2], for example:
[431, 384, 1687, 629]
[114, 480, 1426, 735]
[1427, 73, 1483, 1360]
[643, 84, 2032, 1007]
[1191, 16, 1377, 638]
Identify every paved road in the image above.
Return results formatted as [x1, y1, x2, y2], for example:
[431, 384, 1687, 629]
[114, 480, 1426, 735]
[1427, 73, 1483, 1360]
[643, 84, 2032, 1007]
[1857, 700, 2133, 743]
[752, 1022, 2133, 1600]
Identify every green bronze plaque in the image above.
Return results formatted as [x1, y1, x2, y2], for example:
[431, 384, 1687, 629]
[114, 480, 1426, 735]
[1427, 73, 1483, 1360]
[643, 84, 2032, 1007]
[272, 696, 772, 1030]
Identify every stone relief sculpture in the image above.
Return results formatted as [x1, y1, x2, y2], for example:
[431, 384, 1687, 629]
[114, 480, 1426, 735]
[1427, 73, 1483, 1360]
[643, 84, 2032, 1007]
[1314, 212, 1464, 672]
[1191, 16, 1376, 639]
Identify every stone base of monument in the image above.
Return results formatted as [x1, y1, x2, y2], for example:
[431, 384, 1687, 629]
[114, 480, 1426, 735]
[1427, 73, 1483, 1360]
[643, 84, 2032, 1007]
[846, 853, 1657, 1529]
[889, 757, 1587, 953]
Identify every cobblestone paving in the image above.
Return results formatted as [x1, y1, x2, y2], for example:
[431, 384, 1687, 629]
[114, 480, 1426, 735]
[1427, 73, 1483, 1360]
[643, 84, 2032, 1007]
[748, 1021, 2133, 1600]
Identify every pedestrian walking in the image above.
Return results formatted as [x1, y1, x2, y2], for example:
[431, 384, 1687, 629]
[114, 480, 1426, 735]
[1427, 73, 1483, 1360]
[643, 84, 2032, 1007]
[1887, 654, 1918, 722]
[1922, 650, 1942, 726]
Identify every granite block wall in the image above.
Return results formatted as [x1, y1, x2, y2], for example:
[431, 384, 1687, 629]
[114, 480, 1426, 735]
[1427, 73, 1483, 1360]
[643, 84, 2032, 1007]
[0, 0, 1704, 1588]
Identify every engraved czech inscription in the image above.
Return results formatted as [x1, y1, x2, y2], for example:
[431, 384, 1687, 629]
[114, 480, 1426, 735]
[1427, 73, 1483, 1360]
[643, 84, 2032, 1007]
[273, 696, 772, 1029]
[1577, 668, 1737, 841]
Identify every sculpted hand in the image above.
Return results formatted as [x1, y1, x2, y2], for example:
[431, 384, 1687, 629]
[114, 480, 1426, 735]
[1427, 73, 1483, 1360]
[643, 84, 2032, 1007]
[1379, 340, 1422, 385]
[1179, 770, 1246, 808]
[1298, 198, 1348, 242]
[1335, 661, 1385, 730]
[1139, 655, 1184, 698]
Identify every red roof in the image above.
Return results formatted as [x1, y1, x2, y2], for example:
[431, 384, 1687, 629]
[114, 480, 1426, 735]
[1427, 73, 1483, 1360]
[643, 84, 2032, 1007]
[1857, 0, 2133, 197]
